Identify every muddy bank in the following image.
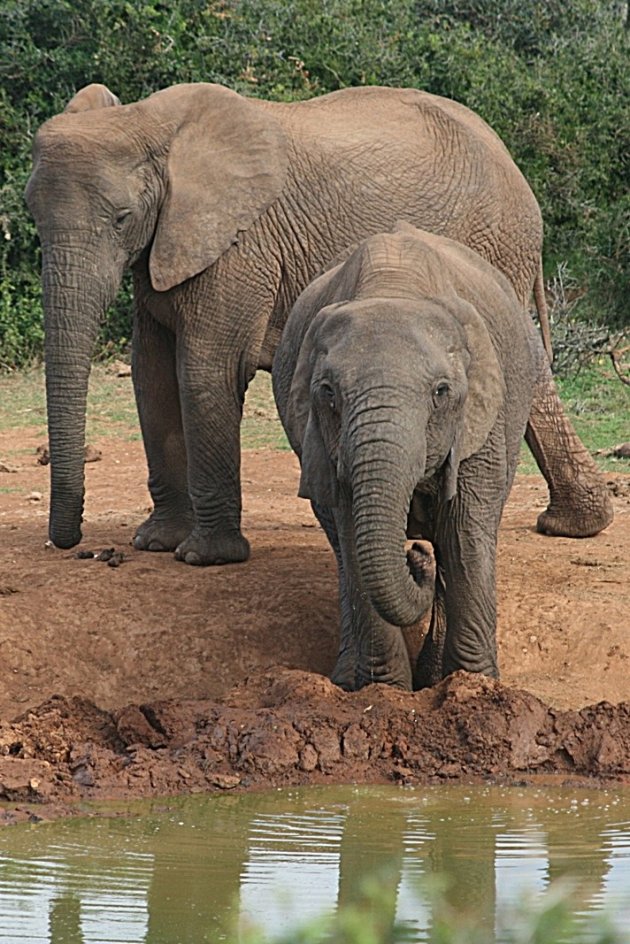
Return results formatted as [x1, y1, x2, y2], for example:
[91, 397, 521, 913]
[1, 669, 628, 824]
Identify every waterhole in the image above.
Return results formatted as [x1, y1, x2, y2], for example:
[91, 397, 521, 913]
[1, 784, 628, 942]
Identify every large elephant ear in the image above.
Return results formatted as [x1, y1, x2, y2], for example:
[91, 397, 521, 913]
[285, 322, 339, 508]
[64, 84, 121, 112]
[148, 84, 289, 292]
[450, 298, 505, 461]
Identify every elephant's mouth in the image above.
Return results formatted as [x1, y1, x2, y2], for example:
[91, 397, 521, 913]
[405, 540, 436, 590]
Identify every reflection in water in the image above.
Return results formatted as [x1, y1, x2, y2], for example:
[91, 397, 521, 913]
[49, 894, 83, 944]
[0, 785, 628, 943]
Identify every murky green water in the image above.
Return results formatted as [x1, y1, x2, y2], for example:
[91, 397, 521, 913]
[0, 785, 629, 943]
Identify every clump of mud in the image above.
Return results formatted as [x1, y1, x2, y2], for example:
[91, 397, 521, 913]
[1, 669, 628, 824]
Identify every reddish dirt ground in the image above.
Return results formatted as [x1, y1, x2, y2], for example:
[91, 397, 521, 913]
[0, 432, 629, 823]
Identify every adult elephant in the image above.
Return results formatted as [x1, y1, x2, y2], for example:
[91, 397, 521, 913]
[25, 82, 612, 564]
[272, 223, 543, 689]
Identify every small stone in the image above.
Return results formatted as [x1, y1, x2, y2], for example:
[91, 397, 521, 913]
[438, 763, 461, 778]
[342, 724, 370, 760]
[109, 360, 131, 377]
[84, 445, 102, 463]
[210, 773, 241, 790]
[27, 491, 43, 502]
[299, 744, 318, 772]
[72, 766, 95, 787]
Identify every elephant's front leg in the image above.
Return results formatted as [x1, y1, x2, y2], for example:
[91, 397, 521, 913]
[310, 503, 358, 691]
[440, 523, 499, 679]
[132, 307, 194, 552]
[173, 352, 251, 565]
[527, 364, 613, 538]
[415, 458, 504, 685]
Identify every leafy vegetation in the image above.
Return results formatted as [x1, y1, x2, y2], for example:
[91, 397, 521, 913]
[239, 873, 630, 943]
[0, 0, 628, 367]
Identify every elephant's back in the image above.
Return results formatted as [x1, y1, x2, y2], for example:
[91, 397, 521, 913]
[268, 85, 541, 242]
[269, 86, 513, 163]
[263, 86, 543, 305]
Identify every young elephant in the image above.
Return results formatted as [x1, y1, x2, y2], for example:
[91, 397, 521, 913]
[273, 224, 544, 690]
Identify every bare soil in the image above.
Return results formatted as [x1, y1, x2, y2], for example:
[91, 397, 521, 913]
[0, 431, 629, 824]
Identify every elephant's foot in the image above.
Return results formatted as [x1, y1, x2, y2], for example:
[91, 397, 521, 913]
[536, 486, 614, 538]
[133, 513, 194, 552]
[331, 638, 414, 690]
[355, 664, 413, 690]
[330, 649, 358, 691]
[525, 379, 614, 538]
[413, 648, 442, 690]
[174, 527, 250, 565]
[414, 600, 446, 690]
[355, 646, 413, 691]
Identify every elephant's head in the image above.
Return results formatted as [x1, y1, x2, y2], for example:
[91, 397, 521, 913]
[25, 83, 288, 548]
[287, 294, 503, 628]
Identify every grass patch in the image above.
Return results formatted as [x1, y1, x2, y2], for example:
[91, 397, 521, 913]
[0, 365, 289, 450]
[0, 365, 139, 441]
[84, 368, 141, 441]
[0, 363, 626, 467]
[0, 368, 47, 433]
[556, 364, 629, 453]
[242, 372, 290, 451]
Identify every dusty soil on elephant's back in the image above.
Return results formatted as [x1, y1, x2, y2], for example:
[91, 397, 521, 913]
[0, 432, 629, 824]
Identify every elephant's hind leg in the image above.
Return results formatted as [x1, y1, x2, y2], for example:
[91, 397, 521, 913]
[527, 372, 613, 538]
[132, 307, 194, 552]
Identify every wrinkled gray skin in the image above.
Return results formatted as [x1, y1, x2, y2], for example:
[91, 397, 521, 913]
[25, 83, 612, 565]
[273, 224, 544, 689]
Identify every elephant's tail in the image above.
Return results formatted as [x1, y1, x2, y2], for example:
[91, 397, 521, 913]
[534, 259, 553, 363]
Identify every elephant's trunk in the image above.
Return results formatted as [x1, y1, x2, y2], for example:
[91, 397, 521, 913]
[350, 416, 427, 627]
[42, 243, 117, 548]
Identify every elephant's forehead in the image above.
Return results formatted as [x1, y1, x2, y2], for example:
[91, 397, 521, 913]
[321, 299, 456, 351]
[323, 329, 445, 379]
[35, 110, 141, 166]
[30, 122, 149, 215]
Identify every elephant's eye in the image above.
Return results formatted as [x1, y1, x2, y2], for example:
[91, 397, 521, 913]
[320, 383, 336, 411]
[433, 382, 450, 404]
[114, 209, 131, 227]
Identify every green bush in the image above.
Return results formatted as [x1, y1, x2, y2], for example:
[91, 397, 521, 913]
[239, 874, 630, 943]
[1, 0, 628, 367]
